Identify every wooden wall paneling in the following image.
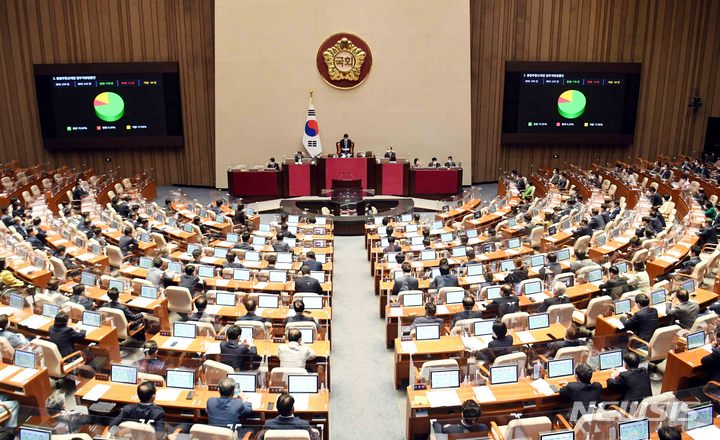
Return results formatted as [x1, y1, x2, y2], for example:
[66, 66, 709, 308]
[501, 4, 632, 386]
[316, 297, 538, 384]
[0, 0, 215, 187]
[471, 0, 720, 183]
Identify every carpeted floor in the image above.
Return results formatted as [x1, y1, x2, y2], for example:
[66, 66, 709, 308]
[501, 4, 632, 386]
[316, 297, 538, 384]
[329, 236, 406, 439]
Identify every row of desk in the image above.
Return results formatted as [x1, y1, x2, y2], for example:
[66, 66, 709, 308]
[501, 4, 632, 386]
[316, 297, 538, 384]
[228, 158, 463, 199]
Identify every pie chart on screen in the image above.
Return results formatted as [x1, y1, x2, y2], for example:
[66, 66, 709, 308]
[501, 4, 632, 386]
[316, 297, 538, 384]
[557, 90, 586, 119]
[94, 92, 125, 122]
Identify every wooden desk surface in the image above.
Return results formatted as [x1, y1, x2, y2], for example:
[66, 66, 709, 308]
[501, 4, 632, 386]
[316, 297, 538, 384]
[150, 334, 331, 357]
[6, 259, 52, 288]
[75, 378, 330, 413]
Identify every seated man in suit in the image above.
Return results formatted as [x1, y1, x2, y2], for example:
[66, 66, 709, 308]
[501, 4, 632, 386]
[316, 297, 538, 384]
[137, 340, 167, 376]
[107, 287, 144, 329]
[409, 302, 444, 332]
[383, 146, 397, 161]
[428, 157, 441, 168]
[504, 257, 529, 285]
[599, 266, 628, 299]
[222, 252, 244, 269]
[118, 227, 138, 255]
[558, 362, 602, 419]
[278, 328, 316, 369]
[546, 325, 587, 358]
[233, 232, 254, 250]
[393, 262, 419, 295]
[220, 325, 257, 371]
[206, 377, 253, 428]
[620, 293, 659, 342]
[666, 288, 699, 329]
[259, 393, 318, 440]
[606, 352, 652, 403]
[383, 236, 402, 253]
[572, 218, 593, 239]
[279, 223, 295, 239]
[444, 156, 457, 167]
[48, 311, 86, 358]
[271, 237, 290, 253]
[701, 327, 720, 380]
[68, 283, 95, 310]
[588, 208, 605, 230]
[295, 264, 324, 294]
[302, 251, 322, 271]
[570, 251, 595, 273]
[537, 283, 568, 312]
[486, 321, 514, 359]
[0, 314, 28, 349]
[237, 298, 268, 323]
[293, 151, 304, 163]
[179, 264, 202, 294]
[184, 296, 212, 322]
[538, 253, 562, 280]
[674, 245, 702, 275]
[266, 157, 280, 171]
[432, 400, 487, 434]
[109, 382, 166, 434]
[284, 299, 317, 325]
[338, 133, 353, 157]
[491, 284, 520, 315]
[430, 264, 459, 290]
[697, 218, 718, 247]
[450, 296, 483, 328]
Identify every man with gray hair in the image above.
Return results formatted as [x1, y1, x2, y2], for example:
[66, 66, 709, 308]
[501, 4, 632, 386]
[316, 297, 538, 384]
[206, 377, 253, 428]
[46, 392, 91, 433]
[537, 282, 569, 313]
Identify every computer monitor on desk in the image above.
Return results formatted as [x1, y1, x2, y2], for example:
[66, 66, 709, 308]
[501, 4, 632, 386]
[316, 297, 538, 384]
[228, 373, 257, 393]
[288, 374, 319, 394]
[415, 324, 441, 341]
[599, 349, 623, 370]
[19, 427, 51, 440]
[539, 431, 575, 440]
[490, 365, 518, 385]
[111, 364, 138, 384]
[166, 369, 195, 389]
[430, 369, 461, 389]
[618, 418, 649, 440]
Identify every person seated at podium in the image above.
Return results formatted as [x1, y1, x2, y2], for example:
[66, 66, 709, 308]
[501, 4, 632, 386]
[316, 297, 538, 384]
[430, 263, 459, 290]
[384, 146, 397, 162]
[383, 236, 401, 253]
[412, 158, 421, 167]
[221, 325, 257, 371]
[432, 399, 487, 435]
[293, 150, 305, 163]
[302, 251, 322, 271]
[259, 393, 318, 440]
[109, 382, 166, 434]
[266, 157, 280, 171]
[700, 326, 720, 381]
[445, 156, 457, 167]
[295, 264, 323, 294]
[393, 262, 419, 295]
[409, 302, 444, 332]
[428, 157, 441, 168]
[606, 352, 652, 403]
[206, 377, 253, 429]
[337, 133, 354, 157]
[285, 300, 317, 326]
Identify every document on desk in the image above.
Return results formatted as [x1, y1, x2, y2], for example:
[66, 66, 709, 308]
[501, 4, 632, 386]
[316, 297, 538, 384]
[205, 342, 221, 355]
[472, 386, 496, 403]
[128, 297, 155, 308]
[162, 337, 193, 350]
[605, 317, 625, 329]
[530, 379, 555, 396]
[76, 253, 96, 261]
[515, 331, 536, 344]
[254, 282, 268, 290]
[426, 390, 461, 408]
[215, 279, 230, 288]
[0, 365, 21, 381]
[688, 425, 720, 439]
[244, 392, 262, 410]
[83, 383, 111, 402]
[20, 315, 51, 329]
[462, 335, 488, 351]
[98, 294, 111, 302]
[657, 255, 678, 264]
[701, 344, 714, 353]
[0, 307, 15, 316]
[435, 305, 449, 315]
[389, 307, 403, 317]
[10, 368, 37, 384]
[290, 393, 310, 411]
[400, 341, 417, 354]
[204, 305, 222, 316]
[156, 388, 182, 402]
[654, 303, 667, 316]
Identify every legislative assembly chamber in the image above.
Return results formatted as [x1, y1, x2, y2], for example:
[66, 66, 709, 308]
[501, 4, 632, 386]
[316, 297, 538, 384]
[1, 1, 720, 439]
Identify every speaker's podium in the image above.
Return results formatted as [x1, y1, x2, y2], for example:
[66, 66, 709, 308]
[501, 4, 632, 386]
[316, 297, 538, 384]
[317, 153, 375, 192]
[283, 158, 317, 197]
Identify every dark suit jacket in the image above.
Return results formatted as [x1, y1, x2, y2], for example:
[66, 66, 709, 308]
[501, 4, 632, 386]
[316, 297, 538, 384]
[537, 295, 568, 313]
[450, 310, 483, 327]
[698, 227, 718, 246]
[261, 415, 312, 438]
[110, 403, 165, 432]
[272, 242, 290, 252]
[220, 339, 258, 371]
[606, 368, 652, 402]
[432, 421, 488, 434]
[303, 259, 323, 272]
[393, 275, 419, 295]
[108, 300, 142, 322]
[49, 325, 86, 357]
[701, 347, 720, 380]
[573, 225, 593, 238]
[491, 296, 519, 315]
[179, 274, 202, 292]
[487, 335, 514, 358]
[620, 307, 659, 342]
[430, 274, 459, 290]
[236, 311, 267, 323]
[206, 396, 252, 428]
[559, 382, 602, 410]
[284, 314, 317, 326]
[649, 194, 663, 206]
[295, 276, 323, 294]
[504, 268, 528, 285]
[589, 215, 606, 230]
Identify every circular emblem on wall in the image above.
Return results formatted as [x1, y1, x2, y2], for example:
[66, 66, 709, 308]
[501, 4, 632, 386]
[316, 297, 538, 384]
[316, 33, 372, 89]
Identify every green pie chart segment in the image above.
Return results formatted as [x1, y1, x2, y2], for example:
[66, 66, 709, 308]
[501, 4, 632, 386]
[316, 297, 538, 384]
[94, 92, 125, 122]
[557, 90, 586, 119]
